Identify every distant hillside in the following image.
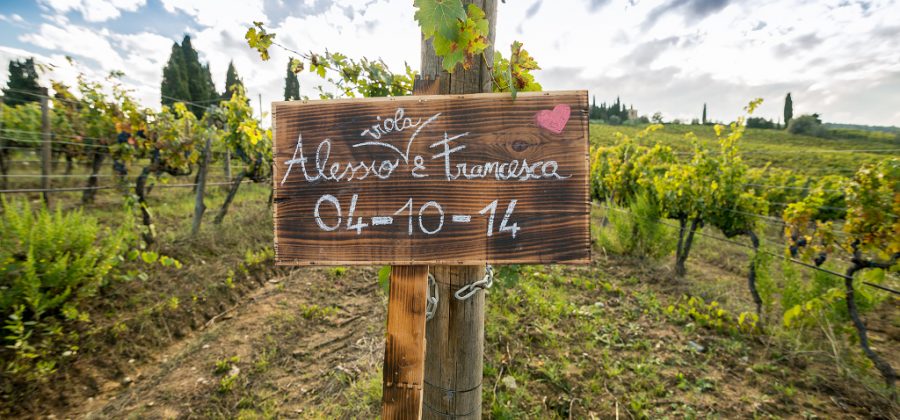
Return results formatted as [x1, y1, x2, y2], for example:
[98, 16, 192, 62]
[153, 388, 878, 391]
[824, 123, 900, 134]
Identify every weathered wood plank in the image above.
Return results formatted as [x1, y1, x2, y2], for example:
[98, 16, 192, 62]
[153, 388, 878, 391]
[272, 91, 590, 265]
[423, 265, 484, 419]
[382, 265, 429, 420]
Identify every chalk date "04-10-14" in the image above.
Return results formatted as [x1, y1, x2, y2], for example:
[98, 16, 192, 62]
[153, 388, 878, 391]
[312, 194, 520, 238]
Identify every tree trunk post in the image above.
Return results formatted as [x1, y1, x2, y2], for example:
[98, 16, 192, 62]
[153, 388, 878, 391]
[381, 2, 497, 417]
[40, 89, 51, 205]
[420, 2, 496, 419]
[423, 266, 485, 419]
[192, 135, 212, 236]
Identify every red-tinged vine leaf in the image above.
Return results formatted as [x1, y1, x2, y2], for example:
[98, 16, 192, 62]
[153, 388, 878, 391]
[433, 34, 465, 72]
[510, 41, 540, 72]
[289, 58, 304, 74]
[493, 41, 541, 94]
[431, 3, 490, 72]
[457, 4, 488, 68]
[414, 0, 466, 41]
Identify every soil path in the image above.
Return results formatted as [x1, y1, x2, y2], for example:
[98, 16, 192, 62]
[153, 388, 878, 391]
[73, 267, 385, 419]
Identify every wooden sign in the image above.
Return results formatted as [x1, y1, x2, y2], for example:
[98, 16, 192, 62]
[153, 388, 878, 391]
[272, 91, 590, 265]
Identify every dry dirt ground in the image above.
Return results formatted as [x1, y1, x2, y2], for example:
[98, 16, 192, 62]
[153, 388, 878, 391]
[69, 266, 387, 419]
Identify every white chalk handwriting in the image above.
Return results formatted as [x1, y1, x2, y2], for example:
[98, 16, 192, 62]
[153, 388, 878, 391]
[280, 107, 571, 185]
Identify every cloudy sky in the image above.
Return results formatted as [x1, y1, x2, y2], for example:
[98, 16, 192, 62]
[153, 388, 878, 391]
[1, 0, 899, 126]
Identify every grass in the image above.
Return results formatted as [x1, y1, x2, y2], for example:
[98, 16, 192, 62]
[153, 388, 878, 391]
[590, 123, 900, 177]
[0, 158, 281, 416]
[483, 256, 896, 418]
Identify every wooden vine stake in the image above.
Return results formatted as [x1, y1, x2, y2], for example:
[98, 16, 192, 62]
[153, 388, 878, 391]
[271, 2, 589, 418]
[40, 88, 51, 205]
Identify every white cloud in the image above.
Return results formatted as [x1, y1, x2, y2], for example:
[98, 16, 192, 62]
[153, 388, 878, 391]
[0, 14, 26, 24]
[160, 0, 268, 27]
[494, 0, 900, 125]
[19, 23, 124, 71]
[40, 0, 146, 22]
[109, 31, 178, 106]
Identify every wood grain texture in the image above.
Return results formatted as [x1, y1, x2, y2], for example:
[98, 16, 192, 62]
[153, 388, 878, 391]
[382, 265, 429, 420]
[423, 266, 484, 419]
[272, 90, 590, 265]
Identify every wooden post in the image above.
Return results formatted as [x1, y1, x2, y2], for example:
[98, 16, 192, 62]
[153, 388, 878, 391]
[421, 1, 496, 419]
[40, 88, 51, 205]
[382, 265, 429, 419]
[192, 135, 212, 236]
[0, 97, 7, 192]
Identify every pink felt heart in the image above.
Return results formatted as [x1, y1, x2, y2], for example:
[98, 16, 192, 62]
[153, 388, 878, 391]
[535, 104, 571, 134]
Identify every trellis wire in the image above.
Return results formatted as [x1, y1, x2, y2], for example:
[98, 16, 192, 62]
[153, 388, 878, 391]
[0, 179, 257, 194]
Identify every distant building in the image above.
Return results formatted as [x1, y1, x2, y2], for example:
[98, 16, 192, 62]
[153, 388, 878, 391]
[627, 106, 638, 121]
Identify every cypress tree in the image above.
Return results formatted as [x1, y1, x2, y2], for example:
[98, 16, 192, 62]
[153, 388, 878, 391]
[222, 61, 244, 100]
[161, 42, 190, 109]
[783, 93, 793, 129]
[202, 63, 216, 102]
[283, 58, 300, 101]
[160, 35, 218, 117]
[2, 58, 42, 106]
[702, 103, 707, 125]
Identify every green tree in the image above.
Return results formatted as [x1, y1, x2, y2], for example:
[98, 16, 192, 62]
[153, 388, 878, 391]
[2, 58, 42, 106]
[702, 103, 707, 125]
[161, 43, 190, 109]
[221, 60, 244, 100]
[787, 114, 826, 137]
[160, 35, 217, 118]
[783, 92, 793, 128]
[284, 58, 301, 101]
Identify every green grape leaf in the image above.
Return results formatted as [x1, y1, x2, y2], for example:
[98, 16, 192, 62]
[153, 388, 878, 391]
[414, 0, 466, 40]
[245, 22, 274, 61]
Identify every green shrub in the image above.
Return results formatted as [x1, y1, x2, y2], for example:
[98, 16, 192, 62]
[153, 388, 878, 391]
[0, 199, 137, 381]
[598, 192, 673, 259]
[787, 115, 827, 138]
